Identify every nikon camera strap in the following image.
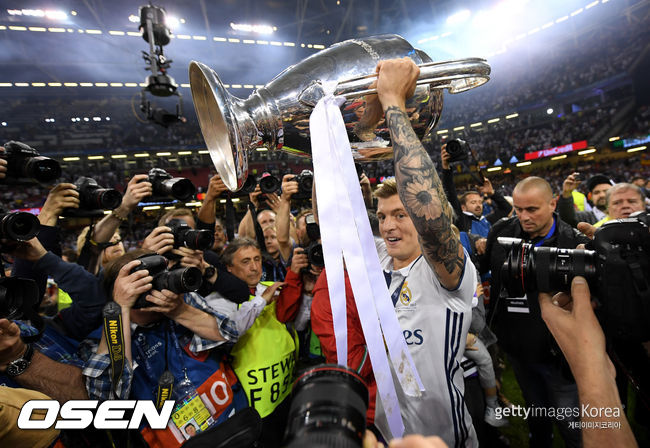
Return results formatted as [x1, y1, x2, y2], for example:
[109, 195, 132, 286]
[102, 301, 126, 394]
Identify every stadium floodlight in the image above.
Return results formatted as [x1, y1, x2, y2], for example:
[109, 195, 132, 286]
[546, 108, 554, 115]
[447, 9, 471, 25]
[166, 15, 180, 28]
[230, 23, 274, 34]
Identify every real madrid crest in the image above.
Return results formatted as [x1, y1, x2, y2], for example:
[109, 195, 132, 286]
[399, 280, 412, 306]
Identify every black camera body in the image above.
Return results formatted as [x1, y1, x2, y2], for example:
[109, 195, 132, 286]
[1, 141, 61, 185]
[259, 174, 281, 194]
[146, 168, 196, 201]
[130, 254, 203, 308]
[499, 212, 650, 341]
[166, 218, 214, 252]
[290, 170, 313, 201]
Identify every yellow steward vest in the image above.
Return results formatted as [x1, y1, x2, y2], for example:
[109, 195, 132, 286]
[230, 281, 298, 418]
[593, 216, 612, 228]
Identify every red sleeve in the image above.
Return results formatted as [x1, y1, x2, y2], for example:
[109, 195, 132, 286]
[275, 268, 303, 323]
[311, 269, 376, 423]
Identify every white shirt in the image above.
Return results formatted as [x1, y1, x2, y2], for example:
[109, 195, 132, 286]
[374, 249, 478, 448]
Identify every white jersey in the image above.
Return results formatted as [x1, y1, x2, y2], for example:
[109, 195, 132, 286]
[374, 249, 478, 448]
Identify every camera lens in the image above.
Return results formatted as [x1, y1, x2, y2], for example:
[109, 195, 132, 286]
[284, 364, 368, 448]
[259, 175, 281, 194]
[82, 188, 122, 210]
[24, 156, 62, 184]
[179, 228, 214, 251]
[240, 175, 258, 194]
[445, 139, 469, 163]
[299, 175, 313, 194]
[500, 239, 597, 296]
[160, 178, 195, 201]
[308, 243, 324, 268]
[156, 266, 203, 293]
[0, 212, 40, 241]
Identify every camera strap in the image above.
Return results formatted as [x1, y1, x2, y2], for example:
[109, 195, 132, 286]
[102, 302, 126, 394]
[224, 195, 236, 241]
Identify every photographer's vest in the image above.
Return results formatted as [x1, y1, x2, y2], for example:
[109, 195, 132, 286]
[231, 281, 299, 418]
[118, 323, 248, 448]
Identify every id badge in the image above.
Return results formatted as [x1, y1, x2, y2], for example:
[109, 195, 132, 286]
[507, 295, 530, 314]
[171, 394, 215, 440]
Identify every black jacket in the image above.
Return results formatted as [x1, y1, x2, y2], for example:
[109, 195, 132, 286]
[484, 214, 590, 362]
[557, 195, 599, 228]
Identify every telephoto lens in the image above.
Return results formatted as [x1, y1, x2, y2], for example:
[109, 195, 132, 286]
[152, 266, 203, 294]
[167, 219, 215, 251]
[75, 177, 123, 210]
[283, 364, 369, 448]
[0, 211, 40, 241]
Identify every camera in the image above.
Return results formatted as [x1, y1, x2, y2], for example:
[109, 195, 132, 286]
[499, 212, 650, 341]
[130, 254, 203, 308]
[299, 214, 323, 273]
[167, 219, 214, 251]
[290, 170, 313, 201]
[283, 364, 369, 448]
[259, 173, 281, 194]
[445, 139, 485, 184]
[1, 141, 61, 184]
[75, 177, 123, 211]
[147, 168, 196, 201]
[0, 210, 40, 243]
[0, 277, 45, 342]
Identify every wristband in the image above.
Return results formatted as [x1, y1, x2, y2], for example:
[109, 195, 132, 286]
[111, 209, 128, 222]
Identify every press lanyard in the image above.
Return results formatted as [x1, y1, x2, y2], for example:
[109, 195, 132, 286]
[532, 217, 556, 247]
[385, 255, 423, 306]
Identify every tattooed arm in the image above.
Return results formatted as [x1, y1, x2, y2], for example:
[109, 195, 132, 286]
[376, 58, 465, 289]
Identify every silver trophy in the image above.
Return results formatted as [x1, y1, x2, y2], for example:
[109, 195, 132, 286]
[189, 34, 490, 191]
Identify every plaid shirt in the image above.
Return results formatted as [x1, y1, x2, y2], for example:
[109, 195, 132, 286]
[82, 292, 239, 400]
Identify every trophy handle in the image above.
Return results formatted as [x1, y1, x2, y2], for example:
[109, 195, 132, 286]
[335, 57, 490, 96]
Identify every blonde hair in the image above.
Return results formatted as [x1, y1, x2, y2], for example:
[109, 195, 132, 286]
[374, 178, 398, 199]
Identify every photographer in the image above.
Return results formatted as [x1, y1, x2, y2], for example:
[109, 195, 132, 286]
[202, 237, 296, 447]
[559, 173, 612, 228]
[76, 174, 152, 275]
[81, 250, 248, 447]
[484, 176, 590, 447]
[440, 144, 512, 238]
[237, 184, 281, 242]
[148, 208, 250, 302]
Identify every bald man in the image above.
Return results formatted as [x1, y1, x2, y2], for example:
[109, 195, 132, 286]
[483, 177, 589, 448]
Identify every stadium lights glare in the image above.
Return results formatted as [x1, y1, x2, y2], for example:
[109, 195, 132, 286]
[487, 167, 502, 172]
[1, 122, 6, 126]
[128, 15, 139, 23]
[551, 155, 567, 160]
[156, 152, 172, 156]
[143, 205, 161, 211]
[230, 23, 274, 34]
[608, 136, 620, 142]
[88, 156, 104, 160]
[578, 148, 597, 155]
[7, 9, 67, 20]
[506, 113, 519, 119]
[62, 157, 80, 161]
[470, 122, 482, 127]
[198, 150, 209, 154]
[546, 108, 554, 115]
[453, 126, 465, 131]
[437, 129, 448, 134]
[446, 9, 471, 25]
[166, 16, 180, 28]
[627, 146, 647, 153]
[516, 161, 532, 167]
[487, 118, 500, 123]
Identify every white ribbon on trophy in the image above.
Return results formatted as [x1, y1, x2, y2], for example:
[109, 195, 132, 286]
[309, 81, 424, 438]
